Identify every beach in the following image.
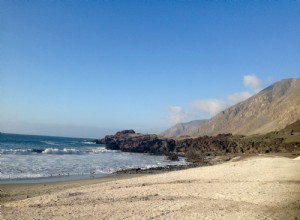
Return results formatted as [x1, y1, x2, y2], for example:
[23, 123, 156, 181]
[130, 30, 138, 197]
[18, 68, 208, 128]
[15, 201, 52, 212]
[0, 174, 145, 204]
[1, 155, 300, 220]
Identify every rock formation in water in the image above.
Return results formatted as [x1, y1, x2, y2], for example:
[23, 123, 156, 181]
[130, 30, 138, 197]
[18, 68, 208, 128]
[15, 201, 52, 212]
[95, 130, 176, 155]
[95, 123, 300, 164]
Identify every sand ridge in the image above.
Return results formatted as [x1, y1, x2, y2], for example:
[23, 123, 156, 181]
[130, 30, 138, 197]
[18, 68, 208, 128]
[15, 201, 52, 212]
[2, 156, 300, 220]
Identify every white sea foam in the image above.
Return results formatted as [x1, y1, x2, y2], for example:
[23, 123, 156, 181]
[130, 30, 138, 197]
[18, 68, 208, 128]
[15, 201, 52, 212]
[42, 148, 78, 154]
[41, 141, 57, 145]
[40, 147, 114, 154]
[0, 152, 188, 181]
[42, 148, 59, 154]
[0, 147, 114, 155]
[82, 141, 96, 145]
[0, 149, 29, 154]
[0, 134, 188, 181]
[90, 147, 114, 153]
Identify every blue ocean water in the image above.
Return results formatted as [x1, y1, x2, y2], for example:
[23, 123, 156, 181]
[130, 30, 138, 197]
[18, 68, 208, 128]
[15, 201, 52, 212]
[0, 133, 187, 182]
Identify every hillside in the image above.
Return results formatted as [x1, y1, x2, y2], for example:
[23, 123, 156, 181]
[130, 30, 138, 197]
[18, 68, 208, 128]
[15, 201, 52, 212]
[163, 78, 300, 137]
[161, 120, 207, 137]
[281, 119, 300, 133]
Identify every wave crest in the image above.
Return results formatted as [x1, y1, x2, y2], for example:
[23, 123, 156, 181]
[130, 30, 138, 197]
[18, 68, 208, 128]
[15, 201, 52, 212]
[0, 147, 114, 155]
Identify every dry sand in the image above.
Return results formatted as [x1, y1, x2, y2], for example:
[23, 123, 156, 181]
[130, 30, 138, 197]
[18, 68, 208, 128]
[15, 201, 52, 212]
[1, 156, 300, 220]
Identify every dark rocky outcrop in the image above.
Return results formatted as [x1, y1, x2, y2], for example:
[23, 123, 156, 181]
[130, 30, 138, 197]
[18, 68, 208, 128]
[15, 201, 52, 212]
[115, 130, 136, 136]
[175, 132, 300, 164]
[95, 130, 176, 155]
[95, 128, 300, 165]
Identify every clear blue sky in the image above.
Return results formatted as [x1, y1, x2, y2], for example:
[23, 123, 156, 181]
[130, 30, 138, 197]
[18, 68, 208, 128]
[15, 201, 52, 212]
[1, 1, 299, 138]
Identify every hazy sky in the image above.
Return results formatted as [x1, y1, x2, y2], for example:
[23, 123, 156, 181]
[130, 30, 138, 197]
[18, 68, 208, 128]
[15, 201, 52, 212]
[1, 1, 299, 138]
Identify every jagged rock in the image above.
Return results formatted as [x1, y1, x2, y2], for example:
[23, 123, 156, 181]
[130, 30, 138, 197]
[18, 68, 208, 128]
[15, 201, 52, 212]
[95, 130, 176, 155]
[116, 130, 136, 136]
[95, 126, 300, 164]
[175, 131, 300, 163]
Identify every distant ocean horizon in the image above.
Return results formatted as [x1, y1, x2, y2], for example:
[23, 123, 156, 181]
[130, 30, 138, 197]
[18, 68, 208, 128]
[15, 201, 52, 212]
[0, 133, 187, 183]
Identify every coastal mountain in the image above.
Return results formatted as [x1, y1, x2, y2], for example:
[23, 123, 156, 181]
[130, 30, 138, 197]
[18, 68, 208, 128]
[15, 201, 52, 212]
[163, 78, 300, 137]
[281, 119, 300, 133]
[161, 120, 207, 137]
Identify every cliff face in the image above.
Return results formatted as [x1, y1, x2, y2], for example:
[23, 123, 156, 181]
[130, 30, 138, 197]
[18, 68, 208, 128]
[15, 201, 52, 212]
[163, 78, 300, 137]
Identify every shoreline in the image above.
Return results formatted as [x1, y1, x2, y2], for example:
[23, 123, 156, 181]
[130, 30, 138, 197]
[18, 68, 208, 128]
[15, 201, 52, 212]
[2, 155, 300, 219]
[1, 152, 298, 205]
[0, 173, 146, 204]
[0, 163, 195, 204]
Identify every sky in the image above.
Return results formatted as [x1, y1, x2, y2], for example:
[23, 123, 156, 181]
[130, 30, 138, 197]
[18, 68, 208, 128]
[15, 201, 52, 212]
[1, 0, 299, 138]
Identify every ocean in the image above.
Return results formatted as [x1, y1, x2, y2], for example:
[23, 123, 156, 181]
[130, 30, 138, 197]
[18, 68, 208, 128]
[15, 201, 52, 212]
[0, 133, 187, 183]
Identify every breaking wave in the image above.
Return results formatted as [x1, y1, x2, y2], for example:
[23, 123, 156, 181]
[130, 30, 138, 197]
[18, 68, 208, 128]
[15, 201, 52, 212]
[0, 147, 115, 155]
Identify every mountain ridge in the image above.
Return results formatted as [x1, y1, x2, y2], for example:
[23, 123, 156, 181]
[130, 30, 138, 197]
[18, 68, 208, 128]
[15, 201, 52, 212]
[162, 78, 300, 137]
[161, 120, 207, 137]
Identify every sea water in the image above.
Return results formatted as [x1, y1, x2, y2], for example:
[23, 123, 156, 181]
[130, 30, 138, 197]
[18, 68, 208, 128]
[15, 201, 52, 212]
[0, 133, 187, 182]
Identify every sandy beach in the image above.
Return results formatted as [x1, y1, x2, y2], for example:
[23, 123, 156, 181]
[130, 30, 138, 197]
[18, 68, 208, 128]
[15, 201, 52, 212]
[0, 174, 145, 204]
[1, 155, 300, 220]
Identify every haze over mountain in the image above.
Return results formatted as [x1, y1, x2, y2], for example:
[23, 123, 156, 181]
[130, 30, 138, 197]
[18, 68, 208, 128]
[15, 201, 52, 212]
[161, 120, 207, 137]
[162, 78, 300, 137]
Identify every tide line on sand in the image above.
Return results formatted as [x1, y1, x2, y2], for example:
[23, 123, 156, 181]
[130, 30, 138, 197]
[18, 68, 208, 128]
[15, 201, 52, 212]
[2, 156, 300, 220]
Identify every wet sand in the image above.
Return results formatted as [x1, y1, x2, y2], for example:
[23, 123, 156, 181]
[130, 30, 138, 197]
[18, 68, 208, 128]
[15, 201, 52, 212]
[1, 155, 300, 220]
[0, 174, 145, 204]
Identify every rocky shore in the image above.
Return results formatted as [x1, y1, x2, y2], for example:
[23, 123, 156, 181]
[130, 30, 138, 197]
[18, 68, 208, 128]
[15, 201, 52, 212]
[114, 164, 195, 175]
[95, 126, 300, 166]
